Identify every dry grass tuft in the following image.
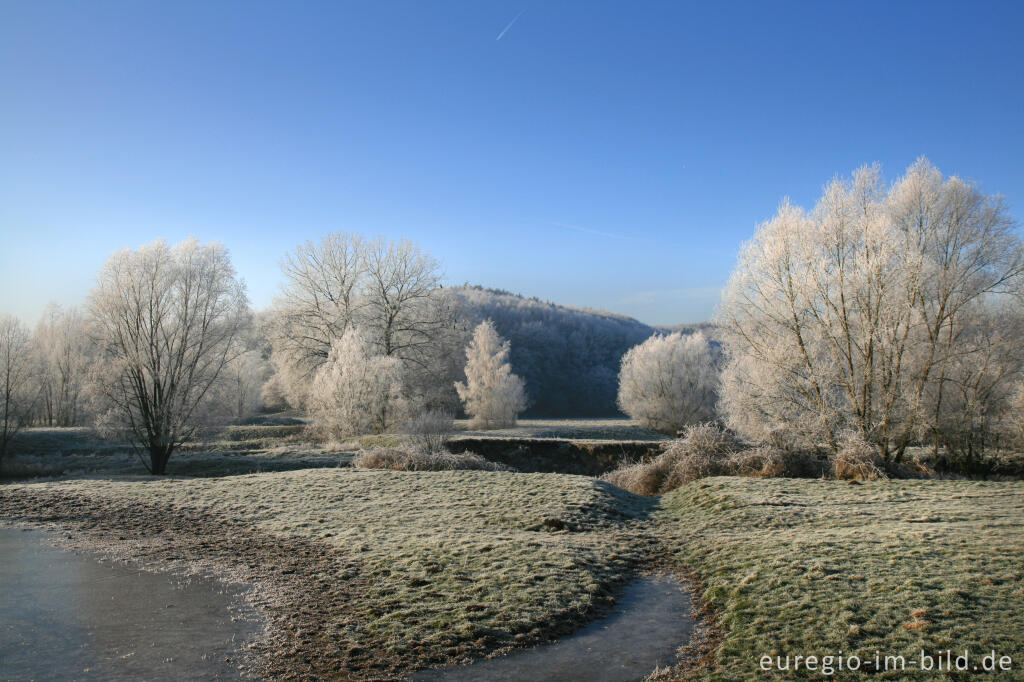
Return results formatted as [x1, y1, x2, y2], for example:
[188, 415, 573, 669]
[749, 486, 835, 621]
[832, 434, 888, 481]
[726, 445, 821, 479]
[603, 423, 739, 495]
[904, 608, 930, 631]
[352, 447, 513, 472]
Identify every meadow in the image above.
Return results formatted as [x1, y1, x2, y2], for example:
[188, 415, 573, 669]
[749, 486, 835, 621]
[659, 477, 1024, 679]
[2, 423, 1023, 679]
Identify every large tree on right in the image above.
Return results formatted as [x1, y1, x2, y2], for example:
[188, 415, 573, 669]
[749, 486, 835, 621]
[717, 159, 1024, 464]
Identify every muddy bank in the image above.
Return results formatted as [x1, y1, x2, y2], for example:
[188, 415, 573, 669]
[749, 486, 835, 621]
[449, 438, 663, 475]
[0, 525, 260, 680]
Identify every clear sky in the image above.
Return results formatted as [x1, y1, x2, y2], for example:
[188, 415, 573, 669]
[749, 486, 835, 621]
[2, 1, 1022, 326]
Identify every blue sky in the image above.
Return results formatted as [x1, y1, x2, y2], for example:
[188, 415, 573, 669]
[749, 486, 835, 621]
[2, 1, 1022, 326]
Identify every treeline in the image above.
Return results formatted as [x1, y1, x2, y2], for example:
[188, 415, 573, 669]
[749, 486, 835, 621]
[4, 157, 1020, 478]
[0, 233, 676, 473]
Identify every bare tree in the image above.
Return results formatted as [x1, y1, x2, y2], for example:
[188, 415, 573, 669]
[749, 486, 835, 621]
[308, 327, 403, 437]
[361, 237, 443, 358]
[268, 233, 366, 402]
[32, 303, 91, 426]
[89, 239, 249, 474]
[401, 409, 455, 454]
[455, 320, 526, 429]
[220, 349, 266, 422]
[0, 315, 35, 464]
[267, 233, 460, 412]
[718, 159, 1023, 459]
[617, 331, 717, 435]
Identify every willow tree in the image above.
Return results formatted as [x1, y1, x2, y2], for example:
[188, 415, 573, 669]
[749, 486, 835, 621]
[718, 159, 1023, 459]
[90, 239, 249, 474]
[267, 233, 461, 413]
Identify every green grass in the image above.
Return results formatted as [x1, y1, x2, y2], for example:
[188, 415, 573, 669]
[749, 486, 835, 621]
[4, 469, 655, 659]
[659, 477, 1024, 679]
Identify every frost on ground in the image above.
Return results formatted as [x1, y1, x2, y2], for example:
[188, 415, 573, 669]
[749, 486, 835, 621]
[0, 469, 661, 678]
[657, 477, 1024, 680]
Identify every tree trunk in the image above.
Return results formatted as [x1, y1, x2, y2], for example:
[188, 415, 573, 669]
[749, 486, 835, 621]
[148, 445, 172, 475]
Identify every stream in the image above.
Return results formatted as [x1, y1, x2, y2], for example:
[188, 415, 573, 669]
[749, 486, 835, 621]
[413, 575, 694, 682]
[0, 525, 261, 681]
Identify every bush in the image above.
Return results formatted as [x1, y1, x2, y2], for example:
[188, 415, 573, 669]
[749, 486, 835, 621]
[352, 447, 513, 472]
[401, 410, 454, 454]
[831, 434, 888, 481]
[603, 424, 838, 495]
[617, 331, 717, 435]
[727, 429, 823, 478]
[601, 458, 673, 497]
[602, 422, 739, 495]
[308, 328, 403, 439]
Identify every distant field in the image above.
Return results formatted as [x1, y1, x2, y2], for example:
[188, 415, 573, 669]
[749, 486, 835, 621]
[454, 418, 668, 442]
[0, 426, 354, 478]
[2, 419, 665, 479]
[659, 477, 1024, 680]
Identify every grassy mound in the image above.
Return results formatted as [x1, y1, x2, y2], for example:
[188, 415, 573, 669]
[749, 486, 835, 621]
[659, 477, 1024, 680]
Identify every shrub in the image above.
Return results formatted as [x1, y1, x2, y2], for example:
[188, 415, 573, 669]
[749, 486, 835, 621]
[602, 422, 738, 495]
[308, 328, 403, 439]
[617, 331, 717, 435]
[352, 447, 512, 472]
[727, 428, 823, 478]
[831, 434, 888, 481]
[402, 410, 454, 454]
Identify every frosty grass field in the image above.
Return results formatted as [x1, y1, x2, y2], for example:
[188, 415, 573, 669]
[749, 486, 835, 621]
[2, 422, 1023, 679]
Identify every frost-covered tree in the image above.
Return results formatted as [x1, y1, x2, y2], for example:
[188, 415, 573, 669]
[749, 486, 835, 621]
[89, 239, 249, 474]
[455, 320, 526, 429]
[449, 286, 665, 417]
[268, 232, 366, 403]
[32, 303, 91, 426]
[219, 350, 266, 421]
[0, 315, 35, 463]
[308, 327, 403, 437]
[266, 233, 460, 412]
[717, 159, 1024, 459]
[617, 331, 717, 435]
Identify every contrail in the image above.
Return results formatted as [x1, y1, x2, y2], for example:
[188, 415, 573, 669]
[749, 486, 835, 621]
[546, 221, 686, 249]
[549, 221, 628, 241]
[496, 9, 525, 41]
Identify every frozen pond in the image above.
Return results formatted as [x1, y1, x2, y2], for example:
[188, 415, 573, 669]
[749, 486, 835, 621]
[0, 525, 260, 680]
[413, 575, 693, 682]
